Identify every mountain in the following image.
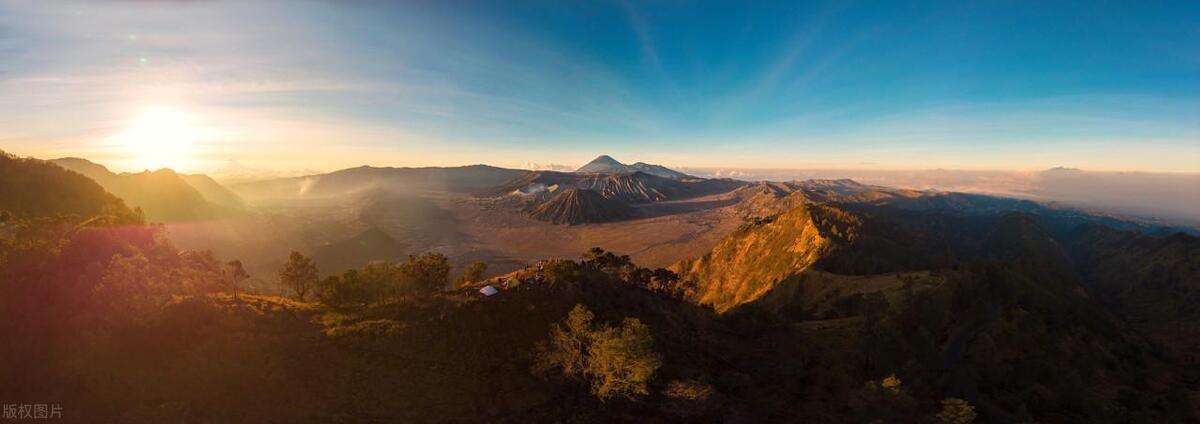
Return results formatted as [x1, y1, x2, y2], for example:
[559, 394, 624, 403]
[629, 162, 692, 180]
[527, 188, 638, 225]
[50, 157, 235, 222]
[674, 203, 836, 311]
[671, 191, 1195, 421]
[575, 154, 630, 174]
[502, 170, 746, 205]
[311, 227, 407, 275]
[0, 151, 137, 221]
[678, 181, 1192, 313]
[1064, 224, 1200, 365]
[179, 174, 247, 210]
[575, 155, 692, 179]
[231, 164, 529, 200]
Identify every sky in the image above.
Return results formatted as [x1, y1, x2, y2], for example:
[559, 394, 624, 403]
[0, 0, 1197, 174]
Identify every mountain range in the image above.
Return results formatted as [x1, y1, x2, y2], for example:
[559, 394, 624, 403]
[50, 157, 244, 222]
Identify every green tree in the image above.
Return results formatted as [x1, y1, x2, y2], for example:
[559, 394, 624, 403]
[536, 304, 596, 378]
[585, 317, 662, 400]
[399, 252, 451, 294]
[535, 304, 661, 401]
[460, 261, 488, 285]
[542, 259, 582, 285]
[936, 398, 977, 424]
[278, 251, 318, 301]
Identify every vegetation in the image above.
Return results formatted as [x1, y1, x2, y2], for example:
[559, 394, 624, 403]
[0, 150, 140, 221]
[536, 304, 662, 401]
[459, 260, 488, 286]
[279, 251, 319, 300]
[312, 252, 454, 307]
[936, 398, 977, 424]
[225, 259, 249, 300]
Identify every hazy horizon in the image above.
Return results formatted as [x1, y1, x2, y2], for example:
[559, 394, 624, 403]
[1, 1, 1197, 173]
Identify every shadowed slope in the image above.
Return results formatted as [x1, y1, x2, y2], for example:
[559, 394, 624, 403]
[0, 152, 136, 220]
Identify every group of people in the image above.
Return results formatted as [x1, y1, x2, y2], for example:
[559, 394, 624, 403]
[467, 261, 548, 298]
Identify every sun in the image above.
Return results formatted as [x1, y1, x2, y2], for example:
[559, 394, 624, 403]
[113, 107, 201, 172]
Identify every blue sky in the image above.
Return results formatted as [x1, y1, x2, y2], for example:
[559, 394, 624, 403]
[0, 0, 1196, 172]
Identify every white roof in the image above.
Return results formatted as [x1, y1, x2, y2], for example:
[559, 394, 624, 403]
[479, 285, 499, 296]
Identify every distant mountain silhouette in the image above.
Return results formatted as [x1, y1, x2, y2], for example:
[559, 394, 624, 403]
[575, 155, 691, 179]
[527, 188, 637, 225]
[576, 154, 628, 174]
[179, 174, 247, 210]
[231, 164, 529, 199]
[311, 227, 407, 275]
[50, 157, 234, 222]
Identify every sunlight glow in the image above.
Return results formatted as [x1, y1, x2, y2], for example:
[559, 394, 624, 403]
[112, 107, 204, 172]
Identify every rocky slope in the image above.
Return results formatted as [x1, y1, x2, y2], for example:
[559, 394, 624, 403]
[527, 188, 637, 225]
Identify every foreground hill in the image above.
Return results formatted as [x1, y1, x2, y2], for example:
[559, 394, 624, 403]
[0, 151, 137, 220]
[1065, 224, 1200, 365]
[51, 157, 237, 222]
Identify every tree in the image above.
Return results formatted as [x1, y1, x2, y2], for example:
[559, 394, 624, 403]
[225, 260, 249, 300]
[278, 251, 318, 301]
[536, 304, 596, 378]
[936, 398, 977, 424]
[647, 268, 681, 295]
[461, 261, 488, 285]
[361, 261, 398, 301]
[542, 259, 582, 285]
[585, 317, 661, 401]
[535, 304, 661, 401]
[399, 252, 451, 294]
